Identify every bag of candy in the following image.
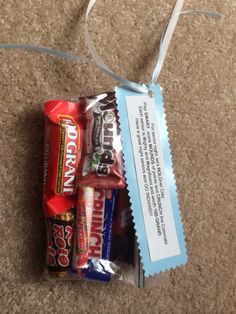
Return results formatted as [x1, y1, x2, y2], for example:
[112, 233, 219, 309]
[43, 93, 142, 285]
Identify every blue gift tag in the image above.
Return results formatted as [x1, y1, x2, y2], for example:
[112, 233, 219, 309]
[116, 84, 188, 276]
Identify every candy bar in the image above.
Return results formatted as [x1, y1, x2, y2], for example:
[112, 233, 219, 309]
[111, 188, 135, 264]
[46, 210, 74, 277]
[43, 100, 83, 217]
[78, 93, 125, 189]
[83, 189, 116, 282]
[72, 189, 116, 282]
[73, 187, 94, 269]
[88, 189, 115, 260]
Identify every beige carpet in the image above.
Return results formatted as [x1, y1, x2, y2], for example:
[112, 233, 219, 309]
[0, 0, 235, 313]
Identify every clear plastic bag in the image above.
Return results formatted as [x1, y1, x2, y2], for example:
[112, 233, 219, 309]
[43, 92, 146, 286]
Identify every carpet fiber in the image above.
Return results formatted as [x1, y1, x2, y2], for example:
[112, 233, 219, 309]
[0, 0, 235, 313]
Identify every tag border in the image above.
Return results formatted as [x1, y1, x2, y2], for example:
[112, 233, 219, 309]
[116, 84, 188, 276]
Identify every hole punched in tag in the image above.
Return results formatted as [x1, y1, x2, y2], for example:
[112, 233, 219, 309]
[148, 90, 155, 98]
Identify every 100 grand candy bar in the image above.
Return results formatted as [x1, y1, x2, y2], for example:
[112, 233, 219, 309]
[43, 100, 83, 218]
[43, 93, 127, 282]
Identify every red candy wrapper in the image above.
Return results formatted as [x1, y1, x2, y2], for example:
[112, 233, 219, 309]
[78, 92, 125, 189]
[43, 100, 83, 217]
[73, 187, 94, 269]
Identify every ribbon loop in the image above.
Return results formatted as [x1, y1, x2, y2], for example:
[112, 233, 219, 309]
[85, 0, 148, 93]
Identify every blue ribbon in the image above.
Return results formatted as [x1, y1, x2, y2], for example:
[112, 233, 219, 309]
[0, 44, 84, 63]
[0, 2, 223, 93]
